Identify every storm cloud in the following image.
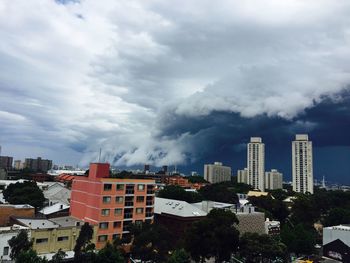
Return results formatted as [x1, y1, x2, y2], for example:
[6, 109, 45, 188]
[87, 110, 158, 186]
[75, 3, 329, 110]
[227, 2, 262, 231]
[0, 0, 349, 183]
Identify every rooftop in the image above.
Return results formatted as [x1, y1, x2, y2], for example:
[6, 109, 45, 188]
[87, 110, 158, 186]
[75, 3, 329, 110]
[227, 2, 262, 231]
[39, 202, 69, 215]
[14, 218, 59, 229]
[154, 197, 207, 218]
[49, 216, 84, 227]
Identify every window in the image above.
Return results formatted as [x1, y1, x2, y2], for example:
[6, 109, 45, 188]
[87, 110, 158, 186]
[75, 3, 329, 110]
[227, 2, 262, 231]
[57, 236, 69, 242]
[137, 184, 145, 191]
[101, 209, 110, 216]
[136, 196, 144, 202]
[136, 208, 144, 214]
[135, 220, 143, 226]
[3, 246, 9, 256]
[104, 184, 112, 191]
[112, 234, 121, 240]
[99, 222, 109, 229]
[103, 196, 111, 203]
[36, 238, 48, 244]
[98, 235, 108, 242]
[115, 196, 123, 203]
[113, 221, 121, 228]
[116, 184, 124, 190]
[115, 208, 123, 215]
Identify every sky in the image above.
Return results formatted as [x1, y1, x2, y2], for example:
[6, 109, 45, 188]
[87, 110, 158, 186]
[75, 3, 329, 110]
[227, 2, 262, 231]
[0, 0, 349, 184]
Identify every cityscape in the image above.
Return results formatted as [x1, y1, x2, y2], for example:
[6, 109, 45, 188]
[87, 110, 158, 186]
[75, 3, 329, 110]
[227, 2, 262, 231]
[1, 1, 350, 263]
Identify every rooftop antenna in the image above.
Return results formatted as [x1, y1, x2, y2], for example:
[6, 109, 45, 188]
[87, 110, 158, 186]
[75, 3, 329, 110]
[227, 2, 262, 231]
[322, 175, 326, 188]
[98, 148, 102, 163]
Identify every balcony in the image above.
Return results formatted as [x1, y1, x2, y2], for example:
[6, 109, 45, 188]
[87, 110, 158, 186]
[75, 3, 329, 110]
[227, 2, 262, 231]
[146, 190, 154, 195]
[125, 190, 135, 195]
[146, 201, 153, 206]
[124, 213, 133, 219]
[145, 212, 153, 218]
[124, 202, 134, 207]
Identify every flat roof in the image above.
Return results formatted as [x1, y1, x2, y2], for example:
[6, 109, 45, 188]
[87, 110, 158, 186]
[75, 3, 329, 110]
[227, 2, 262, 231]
[15, 218, 59, 229]
[49, 216, 84, 227]
[155, 197, 207, 218]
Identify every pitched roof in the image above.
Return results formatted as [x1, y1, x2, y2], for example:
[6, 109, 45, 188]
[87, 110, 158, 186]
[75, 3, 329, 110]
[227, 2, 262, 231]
[39, 202, 69, 215]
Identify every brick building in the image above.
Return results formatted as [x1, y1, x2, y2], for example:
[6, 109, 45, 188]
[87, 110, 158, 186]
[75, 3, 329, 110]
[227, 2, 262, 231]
[0, 204, 35, 226]
[70, 163, 155, 249]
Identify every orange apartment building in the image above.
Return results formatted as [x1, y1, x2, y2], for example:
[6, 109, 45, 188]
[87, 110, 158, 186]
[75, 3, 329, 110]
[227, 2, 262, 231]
[70, 163, 155, 249]
[164, 175, 207, 190]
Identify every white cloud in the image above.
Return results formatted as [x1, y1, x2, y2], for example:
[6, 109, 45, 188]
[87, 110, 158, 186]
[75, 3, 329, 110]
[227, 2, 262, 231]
[0, 0, 350, 166]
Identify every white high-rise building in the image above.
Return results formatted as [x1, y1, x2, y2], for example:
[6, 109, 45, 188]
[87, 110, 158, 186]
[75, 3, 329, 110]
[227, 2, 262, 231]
[237, 168, 248, 184]
[292, 134, 313, 194]
[247, 137, 265, 191]
[204, 162, 231, 184]
[265, 169, 283, 190]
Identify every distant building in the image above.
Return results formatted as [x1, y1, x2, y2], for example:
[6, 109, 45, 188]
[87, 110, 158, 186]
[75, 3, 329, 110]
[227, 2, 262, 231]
[0, 156, 13, 169]
[323, 225, 350, 262]
[292, 134, 313, 194]
[237, 168, 248, 184]
[265, 169, 283, 190]
[14, 160, 22, 170]
[70, 163, 155, 249]
[247, 137, 265, 191]
[24, 157, 53, 172]
[204, 162, 231, 184]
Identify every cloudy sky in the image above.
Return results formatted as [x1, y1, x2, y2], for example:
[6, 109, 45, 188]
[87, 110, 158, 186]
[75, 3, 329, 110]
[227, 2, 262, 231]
[0, 0, 349, 183]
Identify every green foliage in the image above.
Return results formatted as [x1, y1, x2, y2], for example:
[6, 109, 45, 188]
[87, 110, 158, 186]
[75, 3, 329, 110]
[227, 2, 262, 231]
[185, 209, 239, 262]
[290, 194, 320, 226]
[158, 185, 203, 203]
[8, 229, 33, 260]
[281, 224, 316, 256]
[3, 181, 45, 209]
[74, 222, 95, 263]
[95, 242, 124, 263]
[239, 233, 288, 262]
[198, 183, 239, 204]
[167, 249, 191, 263]
[323, 207, 350, 227]
[248, 196, 289, 224]
[16, 249, 48, 263]
[186, 176, 208, 184]
[268, 189, 289, 201]
[50, 249, 67, 263]
[130, 222, 173, 262]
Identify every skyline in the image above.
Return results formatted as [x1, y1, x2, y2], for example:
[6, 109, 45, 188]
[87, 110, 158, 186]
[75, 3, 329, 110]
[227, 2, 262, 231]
[0, 0, 350, 184]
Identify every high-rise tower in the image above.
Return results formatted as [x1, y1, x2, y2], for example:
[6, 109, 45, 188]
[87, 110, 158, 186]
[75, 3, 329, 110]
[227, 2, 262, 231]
[247, 137, 265, 191]
[292, 134, 313, 194]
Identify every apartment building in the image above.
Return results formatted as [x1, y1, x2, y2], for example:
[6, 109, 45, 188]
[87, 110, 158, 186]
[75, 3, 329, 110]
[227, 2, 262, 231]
[24, 157, 53, 172]
[247, 137, 265, 191]
[70, 163, 155, 249]
[237, 168, 248, 184]
[292, 134, 313, 194]
[0, 156, 13, 170]
[204, 162, 231, 184]
[265, 169, 283, 190]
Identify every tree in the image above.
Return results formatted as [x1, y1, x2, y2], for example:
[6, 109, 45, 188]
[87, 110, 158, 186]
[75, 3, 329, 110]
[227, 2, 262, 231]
[130, 222, 173, 262]
[290, 194, 320, 226]
[16, 249, 48, 263]
[158, 185, 203, 203]
[3, 181, 46, 209]
[323, 208, 350, 227]
[167, 249, 191, 263]
[186, 176, 208, 184]
[249, 196, 289, 224]
[51, 249, 67, 263]
[8, 229, 33, 260]
[281, 224, 316, 256]
[95, 242, 124, 263]
[74, 222, 95, 263]
[185, 209, 239, 263]
[239, 233, 288, 262]
[198, 183, 239, 204]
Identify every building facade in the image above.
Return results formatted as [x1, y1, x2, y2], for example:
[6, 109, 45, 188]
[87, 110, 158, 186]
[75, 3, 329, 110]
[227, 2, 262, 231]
[204, 162, 231, 184]
[24, 157, 53, 172]
[0, 204, 35, 226]
[14, 160, 22, 170]
[237, 168, 248, 184]
[0, 225, 30, 261]
[247, 137, 265, 191]
[323, 225, 350, 262]
[0, 156, 13, 170]
[70, 163, 155, 249]
[292, 134, 313, 194]
[265, 169, 283, 190]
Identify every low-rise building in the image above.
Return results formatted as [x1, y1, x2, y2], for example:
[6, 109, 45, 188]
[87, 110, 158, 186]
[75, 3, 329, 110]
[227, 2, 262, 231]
[323, 225, 350, 262]
[0, 204, 35, 226]
[265, 218, 280, 235]
[11, 216, 89, 255]
[0, 224, 30, 261]
[204, 162, 231, 184]
[39, 202, 70, 219]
